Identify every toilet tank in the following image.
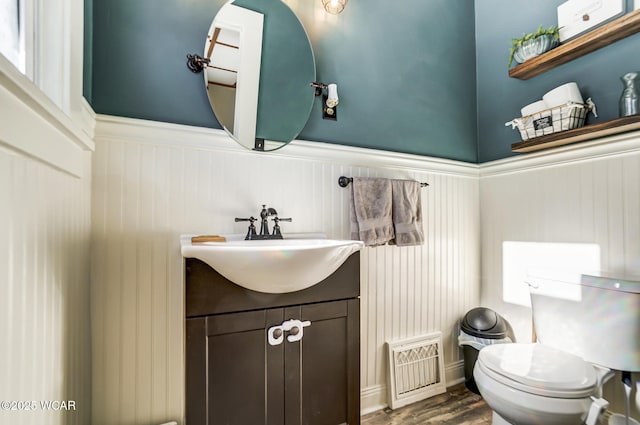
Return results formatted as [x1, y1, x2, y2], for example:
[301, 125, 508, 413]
[526, 269, 640, 372]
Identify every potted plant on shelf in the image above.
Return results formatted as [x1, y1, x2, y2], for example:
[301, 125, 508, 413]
[508, 25, 560, 68]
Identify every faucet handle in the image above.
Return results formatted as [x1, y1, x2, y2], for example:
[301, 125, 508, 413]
[235, 216, 257, 223]
[271, 216, 291, 238]
[235, 217, 257, 240]
[271, 217, 292, 226]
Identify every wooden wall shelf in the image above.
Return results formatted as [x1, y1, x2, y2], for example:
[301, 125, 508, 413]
[509, 9, 640, 80]
[511, 114, 640, 153]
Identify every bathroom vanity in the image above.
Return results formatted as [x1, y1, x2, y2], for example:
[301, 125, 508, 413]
[184, 253, 361, 425]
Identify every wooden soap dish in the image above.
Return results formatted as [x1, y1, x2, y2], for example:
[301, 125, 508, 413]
[191, 235, 227, 243]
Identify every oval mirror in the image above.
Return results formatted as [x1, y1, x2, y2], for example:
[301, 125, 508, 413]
[204, 0, 316, 151]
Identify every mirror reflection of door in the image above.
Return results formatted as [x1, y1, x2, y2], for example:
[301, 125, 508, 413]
[205, 4, 263, 149]
[203, 0, 316, 152]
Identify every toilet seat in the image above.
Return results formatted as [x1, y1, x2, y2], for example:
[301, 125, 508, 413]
[477, 343, 597, 398]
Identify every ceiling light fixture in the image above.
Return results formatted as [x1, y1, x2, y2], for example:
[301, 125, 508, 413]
[322, 0, 347, 14]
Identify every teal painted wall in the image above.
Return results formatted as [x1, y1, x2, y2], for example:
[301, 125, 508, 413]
[86, 1, 640, 163]
[88, 0, 478, 162]
[91, 0, 223, 127]
[475, 0, 640, 163]
[296, 0, 477, 161]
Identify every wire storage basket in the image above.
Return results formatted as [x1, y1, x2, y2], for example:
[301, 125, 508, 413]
[506, 98, 597, 141]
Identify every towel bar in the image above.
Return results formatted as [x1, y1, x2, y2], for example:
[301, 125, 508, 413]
[338, 176, 429, 188]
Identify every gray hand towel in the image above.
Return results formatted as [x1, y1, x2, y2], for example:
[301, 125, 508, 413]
[350, 177, 395, 246]
[390, 179, 424, 246]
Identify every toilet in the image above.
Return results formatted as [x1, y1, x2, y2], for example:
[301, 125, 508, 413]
[474, 269, 640, 425]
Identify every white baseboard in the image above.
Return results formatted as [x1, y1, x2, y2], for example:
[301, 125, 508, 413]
[360, 360, 466, 416]
[445, 360, 466, 387]
[360, 385, 388, 416]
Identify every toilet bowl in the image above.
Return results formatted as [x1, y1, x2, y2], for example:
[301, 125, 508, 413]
[474, 269, 640, 425]
[474, 343, 599, 425]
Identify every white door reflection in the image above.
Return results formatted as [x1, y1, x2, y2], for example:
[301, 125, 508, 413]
[205, 3, 263, 148]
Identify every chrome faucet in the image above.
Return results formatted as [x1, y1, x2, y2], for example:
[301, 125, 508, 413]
[235, 205, 291, 240]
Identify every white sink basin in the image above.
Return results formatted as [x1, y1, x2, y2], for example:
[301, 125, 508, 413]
[180, 234, 364, 293]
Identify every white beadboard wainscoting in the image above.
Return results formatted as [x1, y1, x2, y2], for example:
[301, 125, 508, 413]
[0, 149, 92, 425]
[90, 115, 481, 424]
[479, 131, 640, 417]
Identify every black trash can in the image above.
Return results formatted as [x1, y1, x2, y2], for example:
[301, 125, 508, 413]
[458, 307, 511, 394]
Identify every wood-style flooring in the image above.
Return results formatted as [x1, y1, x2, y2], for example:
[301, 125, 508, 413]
[361, 383, 492, 425]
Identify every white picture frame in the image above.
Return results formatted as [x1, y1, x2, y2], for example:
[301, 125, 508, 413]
[557, 0, 626, 42]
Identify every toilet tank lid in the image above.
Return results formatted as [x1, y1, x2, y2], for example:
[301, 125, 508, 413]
[581, 272, 640, 294]
[526, 269, 640, 294]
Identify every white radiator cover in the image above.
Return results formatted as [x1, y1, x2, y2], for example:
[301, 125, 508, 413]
[386, 333, 447, 410]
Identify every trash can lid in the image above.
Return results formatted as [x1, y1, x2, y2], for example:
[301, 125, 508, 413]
[461, 307, 508, 339]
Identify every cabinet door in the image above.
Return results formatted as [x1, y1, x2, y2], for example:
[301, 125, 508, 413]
[186, 308, 285, 425]
[186, 299, 360, 425]
[283, 299, 360, 425]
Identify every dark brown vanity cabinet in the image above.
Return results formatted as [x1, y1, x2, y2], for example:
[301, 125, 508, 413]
[185, 254, 361, 425]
